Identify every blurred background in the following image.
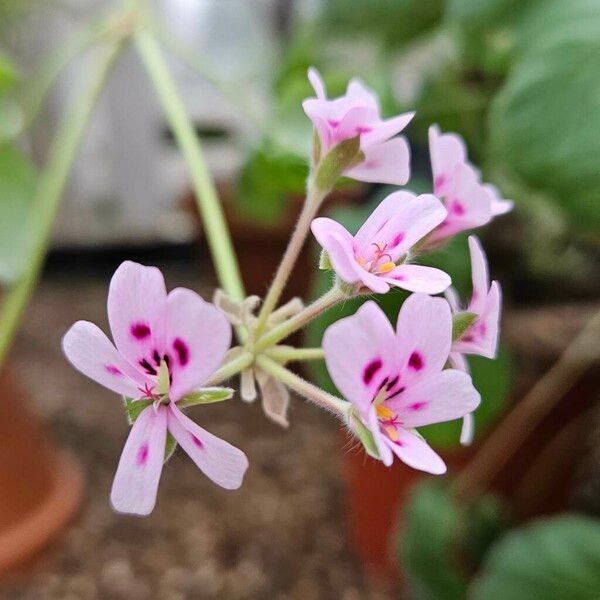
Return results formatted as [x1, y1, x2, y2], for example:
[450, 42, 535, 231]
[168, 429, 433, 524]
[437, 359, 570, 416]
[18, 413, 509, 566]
[0, 0, 599, 598]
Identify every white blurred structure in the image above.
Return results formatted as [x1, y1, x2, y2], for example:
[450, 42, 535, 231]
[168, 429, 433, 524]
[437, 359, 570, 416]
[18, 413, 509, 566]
[11, 0, 277, 246]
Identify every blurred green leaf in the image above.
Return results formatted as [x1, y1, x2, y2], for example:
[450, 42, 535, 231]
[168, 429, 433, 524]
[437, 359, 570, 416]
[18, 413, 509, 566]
[471, 515, 600, 599]
[0, 142, 37, 283]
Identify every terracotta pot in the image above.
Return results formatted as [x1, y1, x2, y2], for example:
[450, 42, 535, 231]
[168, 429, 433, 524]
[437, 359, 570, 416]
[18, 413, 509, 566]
[0, 367, 83, 575]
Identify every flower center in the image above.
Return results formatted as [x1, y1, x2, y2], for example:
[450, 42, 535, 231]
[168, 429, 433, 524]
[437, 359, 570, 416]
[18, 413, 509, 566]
[355, 242, 396, 275]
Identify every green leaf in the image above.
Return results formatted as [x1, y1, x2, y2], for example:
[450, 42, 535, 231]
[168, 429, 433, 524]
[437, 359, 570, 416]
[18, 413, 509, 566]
[315, 136, 362, 191]
[488, 0, 600, 232]
[123, 397, 153, 426]
[471, 515, 600, 599]
[350, 412, 380, 460]
[401, 481, 510, 600]
[452, 312, 477, 341]
[0, 142, 37, 283]
[318, 249, 332, 270]
[179, 387, 234, 407]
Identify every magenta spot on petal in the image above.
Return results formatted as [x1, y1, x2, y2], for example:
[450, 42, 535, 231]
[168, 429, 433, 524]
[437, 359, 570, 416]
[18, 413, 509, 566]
[136, 442, 149, 467]
[328, 119, 340, 128]
[131, 322, 151, 340]
[173, 338, 189, 367]
[462, 334, 475, 343]
[105, 364, 122, 376]
[479, 322, 487, 336]
[393, 274, 406, 281]
[408, 351, 424, 371]
[355, 126, 372, 134]
[363, 358, 382, 385]
[434, 174, 447, 194]
[390, 233, 404, 248]
[450, 200, 466, 216]
[191, 434, 204, 449]
[408, 401, 428, 412]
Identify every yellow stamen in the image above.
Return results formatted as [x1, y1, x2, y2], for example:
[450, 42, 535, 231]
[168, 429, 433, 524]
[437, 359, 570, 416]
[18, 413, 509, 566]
[385, 425, 399, 442]
[356, 255, 366, 267]
[376, 404, 395, 420]
[378, 261, 396, 274]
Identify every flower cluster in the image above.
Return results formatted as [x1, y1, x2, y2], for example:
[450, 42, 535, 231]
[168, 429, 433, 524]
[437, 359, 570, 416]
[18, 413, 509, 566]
[63, 68, 510, 515]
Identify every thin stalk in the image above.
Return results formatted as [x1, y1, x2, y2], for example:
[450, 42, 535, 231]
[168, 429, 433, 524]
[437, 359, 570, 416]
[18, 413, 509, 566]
[453, 308, 600, 504]
[254, 285, 345, 353]
[256, 355, 348, 417]
[206, 351, 254, 386]
[0, 39, 125, 368]
[253, 183, 327, 338]
[134, 29, 245, 306]
[266, 346, 325, 363]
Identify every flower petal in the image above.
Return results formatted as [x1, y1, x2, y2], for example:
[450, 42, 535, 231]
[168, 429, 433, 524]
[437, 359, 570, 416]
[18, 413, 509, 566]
[346, 77, 380, 112]
[62, 320, 147, 397]
[429, 125, 468, 197]
[110, 405, 167, 516]
[460, 413, 475, 446]
[323, 301, 397, 413]
[389, 369, 480, 428]
[384, 429, 446, 475]
[366, 406, 394, 466]
[468, 236, 490, 315]
[165, 289, 231, 401]
[345, 137, 411, 185]
[307, 67, 326, 100]
[107, 261, 168, 376]
[384, 264, 451, 294]
[395, 293, 452, 386]
[361, 112, 414, 148]
[167, 403, 248, 489]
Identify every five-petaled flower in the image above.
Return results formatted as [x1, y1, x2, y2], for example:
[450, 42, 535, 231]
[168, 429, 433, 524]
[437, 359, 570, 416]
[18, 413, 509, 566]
[303, 67, 414, 185]
[426, 125, 513, 245]
[62, 261, 248, 516]
[311, 191, 452, 294]
[445, 236, 502, 444]
[323, 294, 480, 473]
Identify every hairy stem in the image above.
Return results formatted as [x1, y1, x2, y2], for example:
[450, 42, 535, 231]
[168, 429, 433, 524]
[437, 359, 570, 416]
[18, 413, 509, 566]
[254, 285, 345, 353]
[206, 351, 254, 386]
[253, 182, 327, 338]
[453, 308, 600, 504]
[135, 29, 245, 307]
[0, 39, 125, 368]
[266, 346, 325, 363]
[256, 355, 348, 417]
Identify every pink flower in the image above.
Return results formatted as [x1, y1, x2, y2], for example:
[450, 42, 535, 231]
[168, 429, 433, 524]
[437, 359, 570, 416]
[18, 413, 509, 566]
[323, 294, 480, 473]
[446, 237, 502, 445]
[62, 261, 248, 515]
[427, 125, 513, 244]
[311, 191, 451, 294]
[303, 67, 414, 185]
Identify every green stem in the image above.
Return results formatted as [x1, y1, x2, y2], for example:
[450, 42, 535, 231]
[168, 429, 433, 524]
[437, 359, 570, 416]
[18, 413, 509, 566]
[256, 355, 348, 417]
[0, 39, 125, 369]
[206, 351, 254, 386]
[134, 29, 245, 306]
[254, 285, 345, 353]
[254, 182, 327, 337]
[266, 346, 325, 363]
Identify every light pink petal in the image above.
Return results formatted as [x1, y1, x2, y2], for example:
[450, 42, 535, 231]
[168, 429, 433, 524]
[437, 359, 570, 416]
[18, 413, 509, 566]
[333, 105, 377, 145]
[395, 293, 452, 385]
[454, 281, 501, 359]
[354, 191, 447, 261]
[346, 78, 380, 112]
[484, 183, 513, 215]
[311, 218, 363, 285]
[383, 429, 446, 475]
[107, 261, 168, 377]
[445, 287, 462, 313]
[110, 405, 167, 516]
[302, 98, 333, 150]
[460, 413, 475, 446]
[167, 403, 248, 489]
[323, 301, 397, 412]
[383, 264, 451, 294]
[366, 406, 394, 466]
[361, 112, 415, 148]
[62, 321, 148, 397]
[468, 236, 490, 314]
[307, 67, 326, 100]
[449, 351, 469, 372]
[390, 369, 480, 428]
[165, 289, 231, 401]
[356, 268, 392, 294]
[428, 125, 468, 197]
[345, 137, 411, 185]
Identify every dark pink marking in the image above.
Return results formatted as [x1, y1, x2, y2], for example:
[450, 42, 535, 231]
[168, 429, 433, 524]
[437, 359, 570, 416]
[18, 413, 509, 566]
[328, 119, 340, 128]
[408, 351, 424, 371]
[355, 126, 373, 134]
[105, 364, 122, 376]
[363, 358, 382, 385]
[136, 442, 149, 467]
[139, 358, 157, 376]
[393, 274, 406, 281]
[173, 338, 189, 367]
[407, 401, 428, 412]
[434, 174, 447, 194]
[462, 334, 475, 343]
[479, 322, 487, 336]
[386, 386, 405, 401]
[191, 434, 204, 449]
[450, 200, 466, 216]
[131, 322, 151, 340]
[390, 233, 404, 248]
